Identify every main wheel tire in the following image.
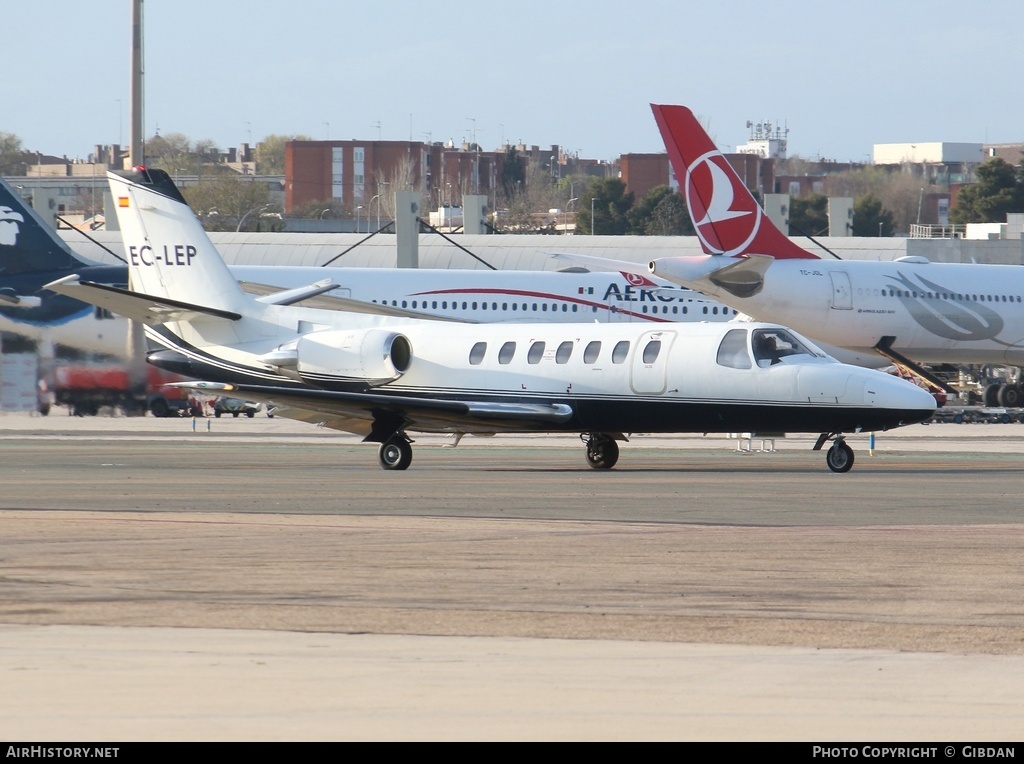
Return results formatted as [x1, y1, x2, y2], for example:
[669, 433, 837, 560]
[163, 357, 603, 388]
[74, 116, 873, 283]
[150, 398, 170, 418]
[983, 383, 1002, 407]
[585, 437, 619, 470]
[378, 439, 413, 471]
[826, 441, 855, 473]
[998, 384, 1022, 408]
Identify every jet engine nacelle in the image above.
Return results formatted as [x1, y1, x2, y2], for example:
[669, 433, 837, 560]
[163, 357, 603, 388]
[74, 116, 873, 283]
[295, 328, 412, 387]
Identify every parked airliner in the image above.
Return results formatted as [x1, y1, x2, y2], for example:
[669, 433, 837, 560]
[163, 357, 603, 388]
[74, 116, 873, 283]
[46, 168, 935, 472]
[647, 103, 1024, 405]
[0, 178, 733, 360]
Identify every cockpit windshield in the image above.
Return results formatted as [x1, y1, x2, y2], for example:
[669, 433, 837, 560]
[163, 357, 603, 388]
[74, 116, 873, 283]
[751, 328, 820, 366]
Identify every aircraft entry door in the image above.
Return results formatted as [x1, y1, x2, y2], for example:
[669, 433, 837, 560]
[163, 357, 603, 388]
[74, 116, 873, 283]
[829, 271, 853, 310]
[630, 331, 676, 395]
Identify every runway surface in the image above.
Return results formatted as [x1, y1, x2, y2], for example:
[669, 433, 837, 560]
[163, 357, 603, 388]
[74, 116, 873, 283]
[2, 413, 1023, 740]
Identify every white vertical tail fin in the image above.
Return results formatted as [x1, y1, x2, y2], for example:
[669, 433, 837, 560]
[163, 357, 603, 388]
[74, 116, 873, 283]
[108, 168, 252, 315]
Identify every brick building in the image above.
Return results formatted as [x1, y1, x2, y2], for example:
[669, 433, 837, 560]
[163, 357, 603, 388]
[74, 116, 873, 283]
[285, 139, 504, 214]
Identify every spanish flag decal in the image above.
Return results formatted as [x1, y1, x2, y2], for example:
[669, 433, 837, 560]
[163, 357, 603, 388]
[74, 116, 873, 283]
[118, 196, 130, 208]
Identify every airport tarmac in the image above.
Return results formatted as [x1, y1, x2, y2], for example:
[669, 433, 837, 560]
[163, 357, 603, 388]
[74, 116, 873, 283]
[1, 412, 1023, 741]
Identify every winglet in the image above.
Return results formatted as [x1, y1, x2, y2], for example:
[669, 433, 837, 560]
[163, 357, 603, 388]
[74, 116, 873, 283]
[650, 104, 818, 261]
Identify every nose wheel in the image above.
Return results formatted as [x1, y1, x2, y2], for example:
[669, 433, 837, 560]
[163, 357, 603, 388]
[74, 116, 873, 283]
[378, 437, 413, 470]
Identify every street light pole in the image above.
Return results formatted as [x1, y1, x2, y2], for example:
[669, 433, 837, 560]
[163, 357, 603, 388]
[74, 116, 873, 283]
[565, 197, 577, 236]
[370, 195, 380, 232]
[236, 204, 270, 232]
[378, 181, 390, 230]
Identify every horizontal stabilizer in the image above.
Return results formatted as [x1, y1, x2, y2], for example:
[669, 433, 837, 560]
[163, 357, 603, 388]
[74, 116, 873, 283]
[706, 255, 774, 297]
[44, 275, 242, 324]
[650, 254, 774, 298]
[548, 251, 646, 274]
[0, 290, 42, 308]
[250, 278, 339, 306]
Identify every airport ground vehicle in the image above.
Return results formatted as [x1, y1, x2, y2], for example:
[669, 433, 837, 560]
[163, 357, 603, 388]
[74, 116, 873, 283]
[928, 406, 1023, 424]
[48, 363, 194, 417]
[212, 396, 261, 418]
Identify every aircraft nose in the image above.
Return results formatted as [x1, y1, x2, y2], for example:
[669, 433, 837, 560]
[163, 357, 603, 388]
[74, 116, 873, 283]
[864, 373, 937, 423]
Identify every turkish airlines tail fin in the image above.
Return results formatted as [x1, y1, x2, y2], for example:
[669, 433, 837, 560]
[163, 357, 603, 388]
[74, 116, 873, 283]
[650, 104, 818, 261]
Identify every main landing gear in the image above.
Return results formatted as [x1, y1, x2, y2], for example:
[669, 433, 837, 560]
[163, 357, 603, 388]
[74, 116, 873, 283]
[582, 433, 620, 470]
[814, 433, 855, 473]
[378, 435, 413, 471]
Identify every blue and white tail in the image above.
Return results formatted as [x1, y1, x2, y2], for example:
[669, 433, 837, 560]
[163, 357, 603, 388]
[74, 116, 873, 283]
[0, 177, 95, 277]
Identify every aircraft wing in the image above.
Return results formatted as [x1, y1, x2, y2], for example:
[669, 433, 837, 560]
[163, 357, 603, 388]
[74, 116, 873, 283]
[238, 281, 475, 322]
[177, 381, 573, 438]
[44, 275, 241, 324]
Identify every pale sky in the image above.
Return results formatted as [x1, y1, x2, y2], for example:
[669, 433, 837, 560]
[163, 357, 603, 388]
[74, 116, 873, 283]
[4, 1, 1022, 165]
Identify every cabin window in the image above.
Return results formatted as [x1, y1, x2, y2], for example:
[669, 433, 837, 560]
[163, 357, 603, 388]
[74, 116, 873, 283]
[584, 341, 601, 364]
[469, 342, 487, 365]
[528, 341, 545, 364]
[611, 340, 630, 364]
[498, 341, 516, 364]
[642, 340, 662, 364]
[556, 341, 573, 364]
[716, 328, 751, 369]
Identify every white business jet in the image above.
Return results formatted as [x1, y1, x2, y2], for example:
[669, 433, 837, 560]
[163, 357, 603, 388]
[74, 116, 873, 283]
[46, 168, 934, 472]
[647, 103, 1024, 405]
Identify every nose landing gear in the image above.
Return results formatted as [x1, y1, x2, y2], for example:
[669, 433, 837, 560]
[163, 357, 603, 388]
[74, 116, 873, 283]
[815, 433, 855, 473]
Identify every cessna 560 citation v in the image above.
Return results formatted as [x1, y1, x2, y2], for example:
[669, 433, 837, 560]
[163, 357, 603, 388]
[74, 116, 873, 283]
[47, 168, 935, 472]
[648, 103, 1024, 405]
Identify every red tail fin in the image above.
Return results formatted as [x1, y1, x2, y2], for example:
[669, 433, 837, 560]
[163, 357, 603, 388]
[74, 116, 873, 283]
[651, 104, 818, 260]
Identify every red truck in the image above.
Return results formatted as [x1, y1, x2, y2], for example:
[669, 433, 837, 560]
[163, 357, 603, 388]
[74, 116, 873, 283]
[47, 364, 197, 417]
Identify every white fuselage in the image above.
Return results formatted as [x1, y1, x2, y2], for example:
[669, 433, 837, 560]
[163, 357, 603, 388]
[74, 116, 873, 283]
[150, 303, 934, 438]
[653, 255, 1024, 366]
